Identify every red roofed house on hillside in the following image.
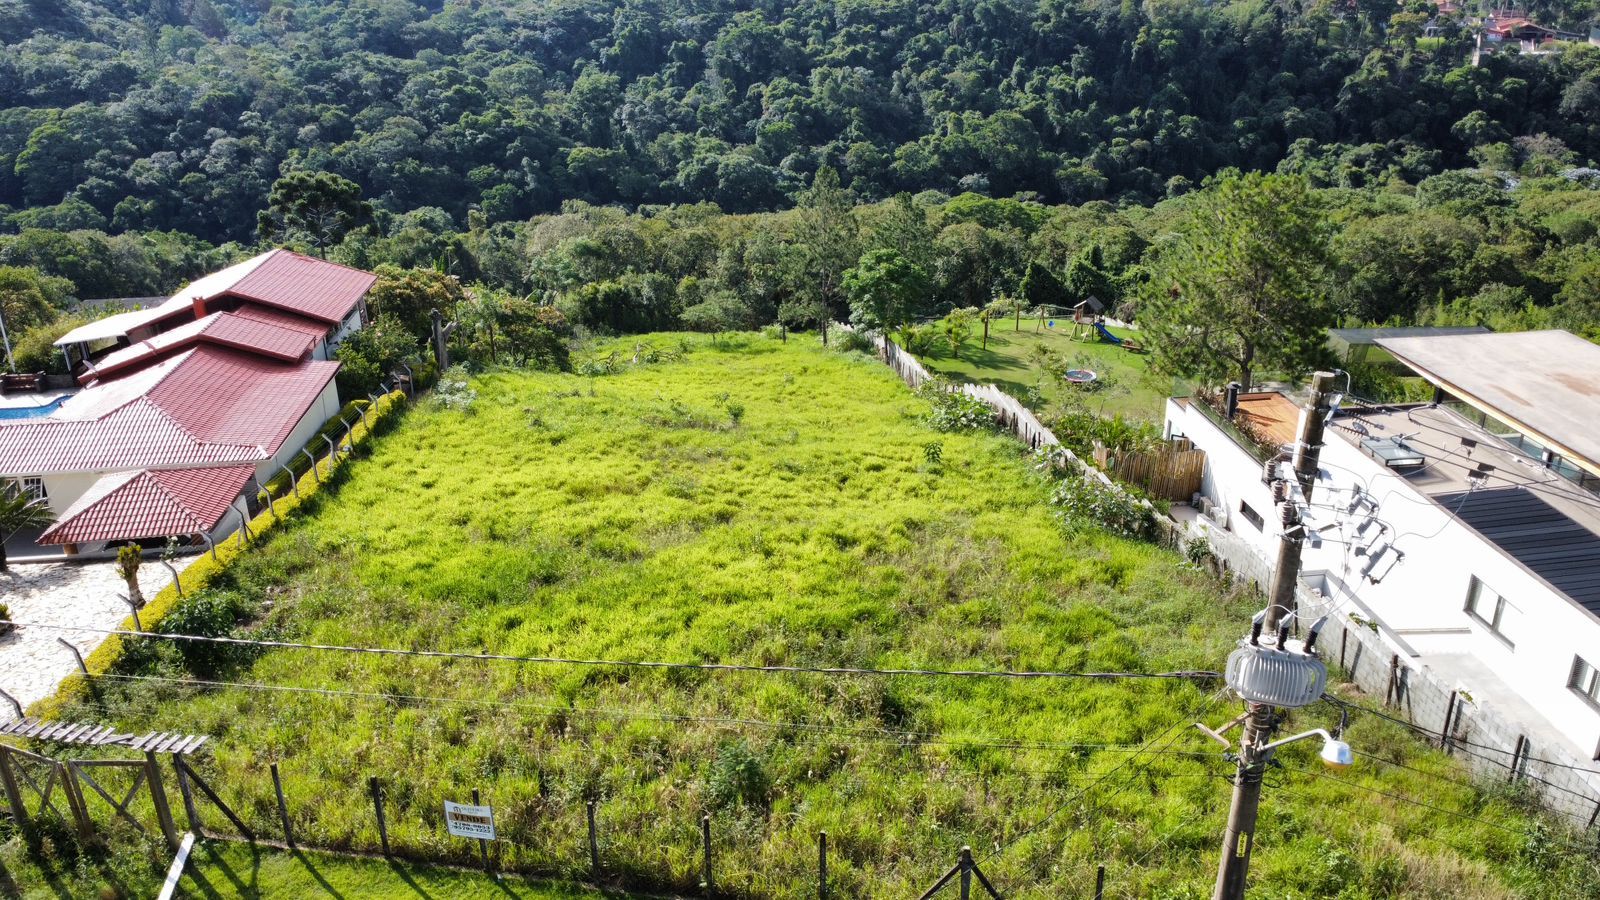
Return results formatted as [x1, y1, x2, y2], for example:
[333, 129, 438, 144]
[0, 250, 373, 557]
[52, 248, 375, 380]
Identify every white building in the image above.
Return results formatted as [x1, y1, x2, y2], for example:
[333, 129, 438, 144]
[1167, 330, 1600, 762]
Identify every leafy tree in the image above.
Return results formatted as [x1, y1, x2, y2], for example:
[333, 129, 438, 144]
[1019, 261, 1069, 318]
[794, 167, 859, 322]
[941, 307, 979, 360]
[335, 312, 418, 398]
[843, 249, 927, 334]
[258, 172, 373, 255]
[365, 266, 467, 345]
[680, 291, 755, 342]
[1138, 173, 1334, 389]
[498, 297, 571, 370]
[0, 266, 73, 361]
[117, 544, 145, 610]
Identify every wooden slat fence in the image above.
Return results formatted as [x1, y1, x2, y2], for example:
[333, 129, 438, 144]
[1092, 442, 1206, 502]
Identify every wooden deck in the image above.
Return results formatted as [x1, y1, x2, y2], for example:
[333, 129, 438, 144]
[1235, 392, 1301, 447]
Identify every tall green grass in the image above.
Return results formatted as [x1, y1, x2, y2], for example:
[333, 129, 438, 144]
[57, 335, 1599, 899]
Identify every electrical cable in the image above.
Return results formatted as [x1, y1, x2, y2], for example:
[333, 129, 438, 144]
[86, 671, 1223, 759]
[981, 685, 1230, 869]
[1323, 695, 1600, 779]
[0, 620, 1220, 682]
[1274, 760, 1598, 855]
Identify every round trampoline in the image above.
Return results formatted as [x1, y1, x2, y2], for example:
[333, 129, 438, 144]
[1063, 369, 1098, 385]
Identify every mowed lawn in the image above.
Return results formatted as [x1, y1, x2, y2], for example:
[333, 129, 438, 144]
[57, 336, 1597, 899]
[916, 318, 1167, 421]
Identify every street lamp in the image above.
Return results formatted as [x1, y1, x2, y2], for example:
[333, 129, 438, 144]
[1258, 728, 1354, 769]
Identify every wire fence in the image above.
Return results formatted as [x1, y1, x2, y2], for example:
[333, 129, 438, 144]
[1194, 520, 1600, 828]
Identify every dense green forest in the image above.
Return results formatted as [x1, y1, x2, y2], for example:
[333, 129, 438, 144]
[2, 0, 1599, 240]
[1, 0, 1599, 393]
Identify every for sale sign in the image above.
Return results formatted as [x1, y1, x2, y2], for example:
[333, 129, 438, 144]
[444, 800, 496, 840]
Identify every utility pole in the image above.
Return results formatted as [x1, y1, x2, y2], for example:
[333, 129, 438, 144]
[1212, 371, 1338, 900]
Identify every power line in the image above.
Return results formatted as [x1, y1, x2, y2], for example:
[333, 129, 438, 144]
[0, 620, 1220, 683]
[983, 685, 1229, 868]
[88, 671, 1225, 760]
[1323, 695, 1600, 779]
[1274, 761, 1599, 857]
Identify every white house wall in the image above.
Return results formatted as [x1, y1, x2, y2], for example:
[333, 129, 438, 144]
[254, 378, 342, 486]
[1168, 397, 1600, 758]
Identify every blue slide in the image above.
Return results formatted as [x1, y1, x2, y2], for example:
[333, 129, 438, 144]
[1094, 321, 1124, 345]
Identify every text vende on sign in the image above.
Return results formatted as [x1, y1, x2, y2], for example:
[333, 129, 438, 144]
[444, 800, 497, 840]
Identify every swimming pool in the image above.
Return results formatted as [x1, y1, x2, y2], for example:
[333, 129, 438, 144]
[0, 396, 69, 421]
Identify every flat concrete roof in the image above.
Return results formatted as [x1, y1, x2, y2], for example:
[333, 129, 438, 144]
[1377, 330, 1600, 475]
[1328, 325, 1489, 349]
[1331, 402, 1600, 623]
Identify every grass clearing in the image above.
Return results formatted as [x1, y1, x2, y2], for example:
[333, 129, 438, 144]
[915, 318, 1166, 421]
[42, 335, 1599, 898]
[0, 831, 623, 898]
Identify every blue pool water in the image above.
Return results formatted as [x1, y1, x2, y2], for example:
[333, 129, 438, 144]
[0, 396, 68, 420]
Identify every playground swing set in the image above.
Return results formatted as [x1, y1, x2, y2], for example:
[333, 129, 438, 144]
[1067, 297, 1143, 353]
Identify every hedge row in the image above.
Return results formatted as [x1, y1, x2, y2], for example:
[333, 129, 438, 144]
[30, 389, 409, 720]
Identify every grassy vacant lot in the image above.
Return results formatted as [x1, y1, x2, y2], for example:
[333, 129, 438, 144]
[0, 833, 615, 898]
[51, 335, 1599, 899]
[915, 318, 1167, 421]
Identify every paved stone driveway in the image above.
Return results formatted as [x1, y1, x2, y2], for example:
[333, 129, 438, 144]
[0, 556, 192, 720]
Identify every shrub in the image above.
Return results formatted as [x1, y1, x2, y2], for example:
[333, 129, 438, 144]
[1051, 475, 1156, 540]
[895, 323, 939, 356]
[726, 401, 745, 425]
[0, 601, 11, 636]
[706, 741, 771, 810]
[835, 328, 875, 354]
[159, 591, 253, 677]
[916, 380, 996, 432]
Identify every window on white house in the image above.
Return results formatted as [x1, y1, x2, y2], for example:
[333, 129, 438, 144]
[1238, 500, 1264, 531]
[20, 477, 46, 503]
[1571, 656, 1600, 712]
[1464, 577, 1516, 648]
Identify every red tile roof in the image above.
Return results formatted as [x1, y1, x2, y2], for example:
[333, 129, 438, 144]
[229, 250, 376, 324]
[82, 309, 323, 384]
[39, 465, 255, 545]
[0, 345, 338, 476]
[54, 249, 374, 346]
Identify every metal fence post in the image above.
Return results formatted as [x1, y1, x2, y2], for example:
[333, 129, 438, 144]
[587, 800, 600, 878]
[160, 559, 183, 599]
[1094, 864, 1106, 900]
[58, 638, 87, 675]
[272, 763, 293, 846]
[959, 846, 973, 900]
[302, 448, 320, 484]
[702, 813, 714, 894]
[370, 776, 390, 856]
[472, 787, 492, 874]
[818, 830, 828, 900]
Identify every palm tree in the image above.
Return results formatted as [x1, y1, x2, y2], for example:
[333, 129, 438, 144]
[0, 489, 53, 571]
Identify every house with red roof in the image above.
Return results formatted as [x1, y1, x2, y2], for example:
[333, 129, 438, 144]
[53, 248, 375, 381]
[0, 250, 375, 557]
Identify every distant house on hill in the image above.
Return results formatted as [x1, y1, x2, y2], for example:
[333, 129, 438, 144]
[0, 250, 375, 558]
[1474, 8, 1586, 62]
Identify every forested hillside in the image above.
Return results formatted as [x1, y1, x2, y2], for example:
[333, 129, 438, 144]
[2, 0, 1599, 244]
